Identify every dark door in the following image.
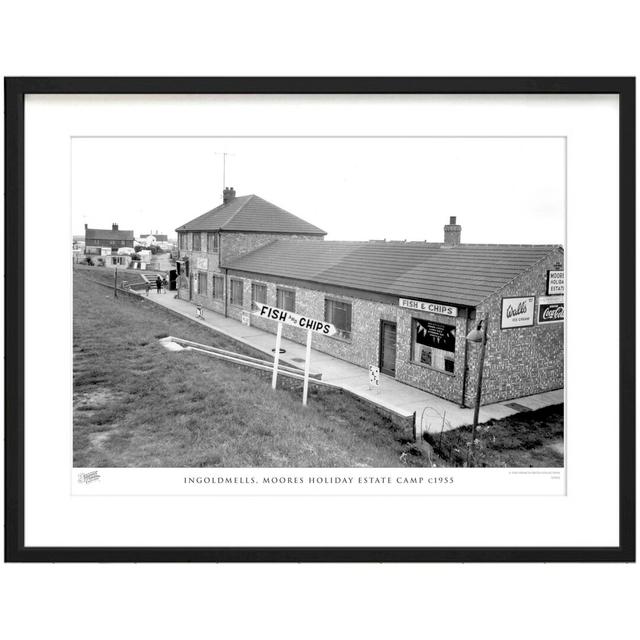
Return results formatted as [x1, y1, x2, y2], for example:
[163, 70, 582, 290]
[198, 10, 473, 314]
[379, 320, 397, 377]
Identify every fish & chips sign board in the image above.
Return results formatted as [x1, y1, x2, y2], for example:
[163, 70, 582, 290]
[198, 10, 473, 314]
[254, 304, 337, 336]
[399, 298, 458, 317]
[253, 304, 336, 406]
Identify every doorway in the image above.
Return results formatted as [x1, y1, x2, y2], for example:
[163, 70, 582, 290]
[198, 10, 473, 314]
[379, 320, 397, 377]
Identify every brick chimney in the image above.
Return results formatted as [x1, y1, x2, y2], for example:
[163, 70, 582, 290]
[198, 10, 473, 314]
[223, 187, 236, 205]
[444, 216, 461, 245]
[112, 223, 119, 231]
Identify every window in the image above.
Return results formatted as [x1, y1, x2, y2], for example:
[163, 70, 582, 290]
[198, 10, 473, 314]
[197, 272, 207, 296]
[276, 287, 295, 312]
[251, 283, 267, 307]
[213, 276, 224, 299]
[324, 298, 352, 339]
[412, 319, 456, 373]
[192, 232, 201, 251]
[230, 279, 244, 306]
[178, 232, 187, 250]
[207, 232, 219, 252]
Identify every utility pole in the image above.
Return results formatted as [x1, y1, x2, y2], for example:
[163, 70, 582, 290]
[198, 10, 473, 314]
[466, 315, 488, 467]
[114, 266, 118, 298]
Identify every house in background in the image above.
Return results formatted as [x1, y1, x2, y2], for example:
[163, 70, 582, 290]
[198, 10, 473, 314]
[85, 223, 135, 255]
[138, 231, 175, 251]
[175, 185, 326, 305]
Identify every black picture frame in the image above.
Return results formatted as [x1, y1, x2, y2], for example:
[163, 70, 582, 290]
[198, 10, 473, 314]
[4, 77, 635, 563]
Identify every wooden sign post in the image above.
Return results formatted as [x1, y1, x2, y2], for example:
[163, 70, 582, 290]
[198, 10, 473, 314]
[302, 329, 313, 405]
[271, 322, 283, 390]
[253, 303, 336, 405]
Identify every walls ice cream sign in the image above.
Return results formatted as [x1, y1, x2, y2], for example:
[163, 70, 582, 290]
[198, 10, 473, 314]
[501, 296, 535, 329]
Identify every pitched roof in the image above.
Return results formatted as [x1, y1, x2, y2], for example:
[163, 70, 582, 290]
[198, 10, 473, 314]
[224, 240, 561, 307]
[85, 227, 134, 241]
[175, 194, 326, 235]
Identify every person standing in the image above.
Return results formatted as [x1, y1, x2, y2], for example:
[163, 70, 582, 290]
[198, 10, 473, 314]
[156, 276, 162, 294]
[162, 276, 168, 293]
[145, 281, 151, 297]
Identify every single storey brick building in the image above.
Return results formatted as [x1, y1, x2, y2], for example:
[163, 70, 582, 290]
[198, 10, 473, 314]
[176, 188, 564, 407]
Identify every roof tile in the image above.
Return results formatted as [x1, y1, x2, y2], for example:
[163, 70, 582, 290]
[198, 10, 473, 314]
[175, 194, 326, 235]
[224, 240, 561, 307]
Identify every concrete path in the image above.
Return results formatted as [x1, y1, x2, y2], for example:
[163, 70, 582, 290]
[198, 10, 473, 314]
[137, 290, 564, 431]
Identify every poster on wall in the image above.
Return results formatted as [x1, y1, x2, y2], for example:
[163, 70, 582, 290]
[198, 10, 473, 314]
[415, 319, 456, 352]
[538, 295, 565, 324]
[501, 296, 535, 329]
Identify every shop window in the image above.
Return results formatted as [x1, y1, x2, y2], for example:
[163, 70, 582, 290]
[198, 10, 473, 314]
[324, 298, 352, 339]
[230, 279, 244, 307]
[207, 232, 218, 252]
[192, 232, 201, 252]
[213, 276, 224, 299]
[412, 318, 456, 374]
[252, 283, 267, 307]
[198, 272, 207, 295]
[276, 287, 295, 312]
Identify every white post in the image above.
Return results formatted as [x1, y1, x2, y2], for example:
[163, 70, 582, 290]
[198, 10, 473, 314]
[271, 322, 283, 390]
[302, 328, 312, 406]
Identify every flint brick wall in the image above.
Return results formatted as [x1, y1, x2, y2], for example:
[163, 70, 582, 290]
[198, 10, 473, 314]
[227, 275, 398, 368]
[177, 231, 323, 314]
[465, 248, 564, 406]
[225, 272, 473, 404]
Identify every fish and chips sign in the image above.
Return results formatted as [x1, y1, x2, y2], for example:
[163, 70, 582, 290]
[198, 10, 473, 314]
[254, 304, 337, 336]
[399, 297, 458, 317]
[501, 296, 535, 329]
[253, 303, 336, 406]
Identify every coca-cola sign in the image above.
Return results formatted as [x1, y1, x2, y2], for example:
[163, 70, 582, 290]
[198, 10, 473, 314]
[538, 295, 564, 324]
[501, 296, 535, 329]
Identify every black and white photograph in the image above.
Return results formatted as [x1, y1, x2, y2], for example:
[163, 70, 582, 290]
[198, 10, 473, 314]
[72, 136, 565, 471]
[5, 77, 632, 564]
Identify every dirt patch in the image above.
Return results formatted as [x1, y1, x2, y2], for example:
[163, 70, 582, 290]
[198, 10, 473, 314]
[548, 440, 564, 456]
[74, 389, 128, 416]
[89, 432, 112, 448]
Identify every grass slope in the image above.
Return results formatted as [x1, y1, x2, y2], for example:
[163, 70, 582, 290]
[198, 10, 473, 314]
[427, 404, 564, 467]
[73, 271, 424, 468]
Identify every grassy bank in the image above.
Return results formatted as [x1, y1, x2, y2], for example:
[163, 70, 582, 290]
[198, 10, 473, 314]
[73, 269, 428, 468]
[425, 404, 564, 467]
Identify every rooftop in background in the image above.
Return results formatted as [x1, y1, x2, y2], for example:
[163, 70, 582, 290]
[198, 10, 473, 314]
[140, 233, 169, 242]
[225, 240, 562, 307]
[85, 223, 134, 242]
[175, 188, 326, 236]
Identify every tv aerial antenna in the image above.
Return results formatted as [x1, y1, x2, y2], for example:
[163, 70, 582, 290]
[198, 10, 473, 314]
[214, 152, 235, 189]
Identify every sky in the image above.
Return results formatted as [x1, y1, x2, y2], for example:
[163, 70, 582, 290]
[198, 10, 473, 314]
[71, 136, 565, 245]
